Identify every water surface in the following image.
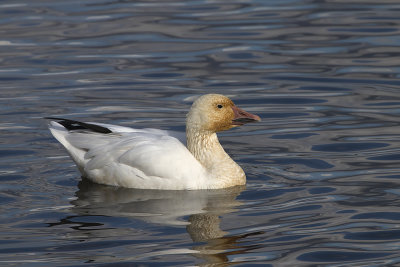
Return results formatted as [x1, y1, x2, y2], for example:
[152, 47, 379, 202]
[1, 0, 400, 266]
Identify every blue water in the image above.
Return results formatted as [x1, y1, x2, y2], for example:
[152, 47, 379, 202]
[1, 0, 400, 265]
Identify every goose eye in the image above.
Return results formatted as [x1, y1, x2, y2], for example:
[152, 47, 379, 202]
[217, 104, 223, 109]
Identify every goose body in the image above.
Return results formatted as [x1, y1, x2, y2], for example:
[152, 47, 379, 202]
[48, 94, 260, 190]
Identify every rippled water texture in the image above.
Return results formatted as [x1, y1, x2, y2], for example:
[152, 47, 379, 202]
[1, 0, 400, 266]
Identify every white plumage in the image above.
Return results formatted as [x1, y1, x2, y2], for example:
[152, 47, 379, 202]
[48, 94, 260, 190]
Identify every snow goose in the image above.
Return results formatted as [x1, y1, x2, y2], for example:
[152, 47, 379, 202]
[47, 94, 260, 190]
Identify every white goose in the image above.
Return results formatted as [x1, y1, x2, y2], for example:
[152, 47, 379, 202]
[47, 94, 260, 190]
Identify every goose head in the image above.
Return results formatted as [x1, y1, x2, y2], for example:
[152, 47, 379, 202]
[186, 94, 261, 133]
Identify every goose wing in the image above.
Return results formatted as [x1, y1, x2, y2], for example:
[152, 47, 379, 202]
[48, 119, 206, 189]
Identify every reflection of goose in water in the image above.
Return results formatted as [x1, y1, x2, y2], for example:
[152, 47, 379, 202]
[72, 179, 244, 234]
[52, 180, 263, 265]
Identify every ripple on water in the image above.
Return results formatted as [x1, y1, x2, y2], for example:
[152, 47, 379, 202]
[312, 142, 389, 152]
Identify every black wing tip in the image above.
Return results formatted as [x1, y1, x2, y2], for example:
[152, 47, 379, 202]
[45, 117, 112, 134]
